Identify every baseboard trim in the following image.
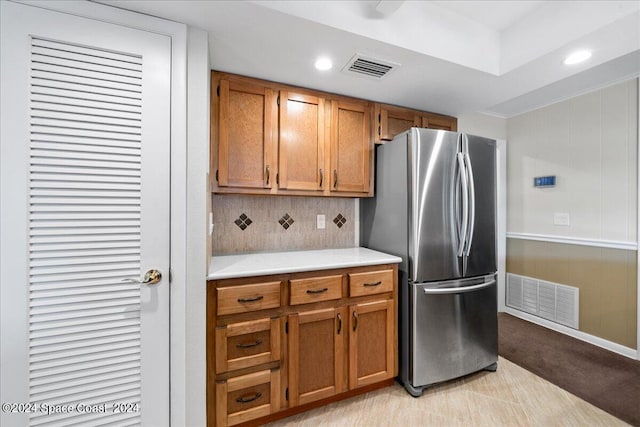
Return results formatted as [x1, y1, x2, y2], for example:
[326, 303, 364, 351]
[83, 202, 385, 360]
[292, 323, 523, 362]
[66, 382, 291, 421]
[502, 308, 638, 360]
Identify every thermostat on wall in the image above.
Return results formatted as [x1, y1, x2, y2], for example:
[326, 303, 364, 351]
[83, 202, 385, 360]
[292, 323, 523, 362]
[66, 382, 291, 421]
[534, 176, 556, 187]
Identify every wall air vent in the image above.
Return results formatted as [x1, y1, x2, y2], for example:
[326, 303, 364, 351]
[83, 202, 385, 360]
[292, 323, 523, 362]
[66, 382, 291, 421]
[506, 273, 579, 329]
[342, 54, 399, 80]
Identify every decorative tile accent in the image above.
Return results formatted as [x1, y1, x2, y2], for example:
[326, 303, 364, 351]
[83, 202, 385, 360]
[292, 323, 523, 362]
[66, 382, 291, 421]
[234, 213, 253, 230]
[278, 213, 295, 230]
[212, 195, 355, 254]
[333, 213, 347, 228]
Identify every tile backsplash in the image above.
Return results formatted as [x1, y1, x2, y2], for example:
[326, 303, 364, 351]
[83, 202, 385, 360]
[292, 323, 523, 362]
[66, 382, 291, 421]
[212, 195, 356, 254]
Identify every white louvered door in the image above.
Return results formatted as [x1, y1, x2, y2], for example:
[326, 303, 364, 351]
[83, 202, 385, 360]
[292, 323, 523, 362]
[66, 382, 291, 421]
[1, 2, 170, 426]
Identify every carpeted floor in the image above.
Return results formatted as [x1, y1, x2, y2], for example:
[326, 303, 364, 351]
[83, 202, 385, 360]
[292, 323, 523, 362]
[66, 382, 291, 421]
[498, 312, 640, 426]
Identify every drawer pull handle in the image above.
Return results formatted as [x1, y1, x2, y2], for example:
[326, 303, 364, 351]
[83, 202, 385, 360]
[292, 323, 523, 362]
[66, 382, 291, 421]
[364, 281, 382, 287]
[236, 392, 262, 404]
[237, 295, 264, 303]
[236, 339, 263, 349]
[306, 287, 328, 294]
[353, 311, 358, 331]
[337, 313, 342, 334]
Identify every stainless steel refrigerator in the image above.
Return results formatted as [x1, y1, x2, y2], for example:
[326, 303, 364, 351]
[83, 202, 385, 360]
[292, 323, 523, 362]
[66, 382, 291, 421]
[361, 127, 498, 397]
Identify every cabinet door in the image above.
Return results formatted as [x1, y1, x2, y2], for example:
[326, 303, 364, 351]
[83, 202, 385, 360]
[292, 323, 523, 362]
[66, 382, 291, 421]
[288, 307, 347, 406]
[378, 104, 420, 142]
[279, 91, 325, 191]
[349, 300, 395, 389]
[218, 79, 274, 188]
[330, 100, 372, 193]
[421, 113, 457, 131]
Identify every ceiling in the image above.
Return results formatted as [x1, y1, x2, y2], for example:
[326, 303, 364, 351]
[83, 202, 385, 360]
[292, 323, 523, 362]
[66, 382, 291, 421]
[98, 0, 640, 118]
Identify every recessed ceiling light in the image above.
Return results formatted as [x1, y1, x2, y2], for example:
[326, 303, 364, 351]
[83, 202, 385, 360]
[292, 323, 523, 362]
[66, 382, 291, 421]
[314, 57, 333, 71]
[563, 50, 592, 65]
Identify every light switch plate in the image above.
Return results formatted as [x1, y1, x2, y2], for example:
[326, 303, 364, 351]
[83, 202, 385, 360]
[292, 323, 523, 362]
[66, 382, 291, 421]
[554, 212, 570, 226]
[316, 214, 326, 229]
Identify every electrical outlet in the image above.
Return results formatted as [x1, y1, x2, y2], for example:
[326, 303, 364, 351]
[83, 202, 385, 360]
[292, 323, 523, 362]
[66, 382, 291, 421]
[316, 214, 326, 229]
[553, 213, 570, 226]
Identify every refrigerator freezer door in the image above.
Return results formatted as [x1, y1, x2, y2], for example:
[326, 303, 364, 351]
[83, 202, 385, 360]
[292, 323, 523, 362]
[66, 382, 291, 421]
[463, 134, 496, 277]
[410, 275, 498, 388]
[408, 128, 461, 282]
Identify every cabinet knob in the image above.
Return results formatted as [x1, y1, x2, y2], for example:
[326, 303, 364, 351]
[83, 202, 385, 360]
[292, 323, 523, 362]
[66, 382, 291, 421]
[337, 313, 342, 335]
[333, 170, 338, 189]
[319, 168, 323, 188]
[265, 165, 270, 185]
[352, 311, 358, 331]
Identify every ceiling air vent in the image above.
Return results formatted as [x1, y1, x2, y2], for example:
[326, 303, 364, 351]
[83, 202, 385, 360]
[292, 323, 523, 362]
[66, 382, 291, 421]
[342, 54, 398, 80]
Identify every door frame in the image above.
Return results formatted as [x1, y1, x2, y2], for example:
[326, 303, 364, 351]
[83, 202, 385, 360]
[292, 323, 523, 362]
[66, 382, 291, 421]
[12, 1, 204, 424]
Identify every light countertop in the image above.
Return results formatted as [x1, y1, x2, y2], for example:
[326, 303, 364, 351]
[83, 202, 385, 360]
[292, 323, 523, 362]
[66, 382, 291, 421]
[208, 247, 402, 280]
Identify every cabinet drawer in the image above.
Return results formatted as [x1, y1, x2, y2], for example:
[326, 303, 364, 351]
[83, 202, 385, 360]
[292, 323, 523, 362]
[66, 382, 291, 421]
[216, 369, 280, 427]
[289, 275, 342, 305]
[215, 318, 280, 374]
[217, 282, 281, 316]
[348, 269, 394, 297]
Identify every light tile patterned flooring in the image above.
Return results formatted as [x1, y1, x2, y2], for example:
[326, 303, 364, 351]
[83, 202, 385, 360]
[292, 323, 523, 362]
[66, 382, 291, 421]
[266, 357, 628, 426]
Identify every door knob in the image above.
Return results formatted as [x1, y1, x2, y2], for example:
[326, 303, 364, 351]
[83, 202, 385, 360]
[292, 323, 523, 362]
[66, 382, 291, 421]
[123, 269, 162, 285]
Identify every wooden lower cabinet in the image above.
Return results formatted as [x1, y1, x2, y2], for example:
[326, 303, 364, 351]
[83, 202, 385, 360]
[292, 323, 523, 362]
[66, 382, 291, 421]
[215, 318, 280, 374]
[349, 300, 395, 388]
[288, 307, 347, 406]
[207, 263, 398, 426]
[216, 369, 280, 427]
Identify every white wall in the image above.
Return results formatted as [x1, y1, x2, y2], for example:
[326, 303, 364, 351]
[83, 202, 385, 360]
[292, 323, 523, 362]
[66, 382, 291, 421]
[182, 27, 209, 427]
[458, 112, 507, 140]
[507, 79, 638, 242]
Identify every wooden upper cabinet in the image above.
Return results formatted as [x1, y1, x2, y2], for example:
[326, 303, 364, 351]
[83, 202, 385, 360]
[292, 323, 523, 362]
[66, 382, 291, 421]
[374, 103, 458, 143]
[330, 100, 372, 194]
[377, 104, 420, 143]
[212, 71, 457, 196]
[421, 112, 457, 131]
[217, 78, 274, 189]
[279, 91, 325, 191]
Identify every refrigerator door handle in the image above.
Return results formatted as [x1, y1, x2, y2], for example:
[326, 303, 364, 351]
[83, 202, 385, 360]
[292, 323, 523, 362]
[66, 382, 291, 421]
[455, 158, 461, 241]
[463, 144, 476, 257]
[456, 152, 468, 257]
[422, 279, 495, 295]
